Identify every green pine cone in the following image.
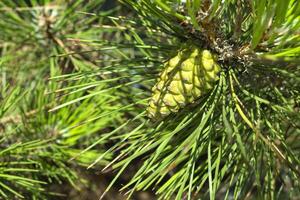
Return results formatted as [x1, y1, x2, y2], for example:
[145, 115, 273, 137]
[147, 47, 221, 119]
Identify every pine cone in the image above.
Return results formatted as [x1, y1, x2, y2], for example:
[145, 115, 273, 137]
[147, 47, 221, 119]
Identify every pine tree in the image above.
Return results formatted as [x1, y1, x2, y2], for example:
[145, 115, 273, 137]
[1, 0, 300, 199]
[57, 0, 299, 199]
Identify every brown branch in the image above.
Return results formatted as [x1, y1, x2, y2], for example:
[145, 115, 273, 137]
[0, 109, 39, 125]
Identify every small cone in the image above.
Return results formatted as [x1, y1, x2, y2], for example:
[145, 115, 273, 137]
[147, 47, 221, 119]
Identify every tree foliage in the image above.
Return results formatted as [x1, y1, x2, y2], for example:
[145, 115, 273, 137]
[0, 0, 299, 199]
[0, 0, 121, 198]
